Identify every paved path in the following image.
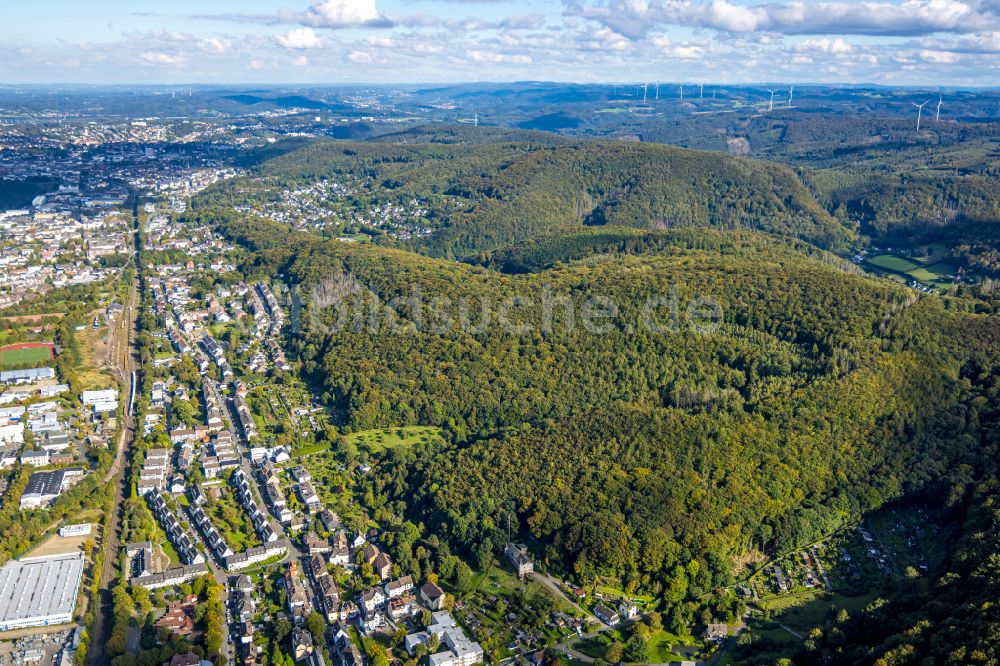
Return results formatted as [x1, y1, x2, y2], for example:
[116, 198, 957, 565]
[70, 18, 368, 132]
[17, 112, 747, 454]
[529, 571, 604, 627]
[776, 622, 803, 639]
[553, 616, 651, 665]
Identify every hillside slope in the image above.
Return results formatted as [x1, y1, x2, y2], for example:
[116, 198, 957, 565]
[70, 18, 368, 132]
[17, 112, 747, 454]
[213, 218, 996, 599]
[195, 132, 854, 258]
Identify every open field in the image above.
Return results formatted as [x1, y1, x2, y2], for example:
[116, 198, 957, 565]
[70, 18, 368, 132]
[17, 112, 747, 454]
[0, 313, 65, 324]
[864, 246, 964, 289]
[575, 628, 697, 664]
[74, 322, 114, 390]
[866, 254, 921, 272]
[26, 526, 93, 559]
[758, 589, 878, 632]
[344, 426, 444, 453]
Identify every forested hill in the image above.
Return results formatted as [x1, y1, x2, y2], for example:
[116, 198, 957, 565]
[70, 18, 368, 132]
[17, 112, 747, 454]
[212, 216, 998, 619]
[194, 132, 853, 258]
[478, 225, 864, 275]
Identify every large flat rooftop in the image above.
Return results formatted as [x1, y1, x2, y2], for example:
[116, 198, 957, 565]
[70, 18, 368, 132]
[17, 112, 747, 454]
[0, 552, 84, 631]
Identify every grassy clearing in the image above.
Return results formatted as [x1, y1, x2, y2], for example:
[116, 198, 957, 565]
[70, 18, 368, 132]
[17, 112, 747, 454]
[867, 254, 920, 272]
[759, 589, 878, 634]
[864, 249, 961, 288]
[293, 442, 330, 457]
[75, 324, 115, 391]
[344, 426, 444, 453]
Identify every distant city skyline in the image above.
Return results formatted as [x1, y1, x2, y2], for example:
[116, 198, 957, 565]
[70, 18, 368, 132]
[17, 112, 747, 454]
[2, 0, 999, 85]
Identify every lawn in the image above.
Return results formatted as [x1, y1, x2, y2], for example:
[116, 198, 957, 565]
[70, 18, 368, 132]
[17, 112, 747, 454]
[717, 621, 798, 666]
[344, 426, 444, 453]
[646, 630, 694, 663]
[0, 344, 53, 367]
[758, 589, 878, 634]
[292, 441, 330, 457]
[467, 560, 578, 615]
[866, 254, 920, 272]
[596, 582, 655, 605]
[864, 252, 959, 288]
[207, 487, 262, 552]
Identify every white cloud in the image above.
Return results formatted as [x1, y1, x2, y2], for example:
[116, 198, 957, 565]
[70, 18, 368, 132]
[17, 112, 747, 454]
[139, 51, 185, 65]
[348, 49, 374, 62]
[919, 48, 961, 61]
[464, 49, 533, 63]
[921, 30, 1000, 52]
[566, 0, 1000, 38]
[298, 0, 393, 28]
[276, 27, 323, 49]
[200, 37, 228, 53]
[651, 34, 706, 57]
[795, 38, 854, 54]
[706, 0, 761, 32]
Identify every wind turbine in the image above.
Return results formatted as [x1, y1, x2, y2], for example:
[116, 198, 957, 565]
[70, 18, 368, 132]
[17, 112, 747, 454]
[788, 85, 794, 108]
[699, 83, 704, 99]
[655, 82, 660, 100]
[935, 95, 943, 121]
[642, 82, 648, 103]
[766, 89, 776, 112]
[679, 84, 684, 100]
[913, 99, 930, 131]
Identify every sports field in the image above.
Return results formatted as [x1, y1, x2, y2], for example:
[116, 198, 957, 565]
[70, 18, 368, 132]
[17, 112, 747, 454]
[0, 343, 54, 368]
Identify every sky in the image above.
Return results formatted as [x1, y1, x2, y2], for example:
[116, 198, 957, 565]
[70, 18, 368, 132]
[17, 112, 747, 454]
[1, 0, 999, 85]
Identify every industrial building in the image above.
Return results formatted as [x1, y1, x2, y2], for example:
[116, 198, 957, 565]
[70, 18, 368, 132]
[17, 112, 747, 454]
[0, 368, 55, 385]
[0, 552, 85, 631]
[19, 468, 83, 510]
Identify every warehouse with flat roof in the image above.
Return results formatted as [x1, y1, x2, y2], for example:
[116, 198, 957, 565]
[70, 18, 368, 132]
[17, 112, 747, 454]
[0, 552, 84, 631]
[20, 469, 68, 510]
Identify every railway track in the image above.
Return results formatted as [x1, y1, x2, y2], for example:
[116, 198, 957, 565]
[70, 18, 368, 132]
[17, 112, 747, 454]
[89, 203, 141, 665]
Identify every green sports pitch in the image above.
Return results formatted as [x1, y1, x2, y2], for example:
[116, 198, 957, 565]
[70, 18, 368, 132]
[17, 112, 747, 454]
[0, 346, 53, 368]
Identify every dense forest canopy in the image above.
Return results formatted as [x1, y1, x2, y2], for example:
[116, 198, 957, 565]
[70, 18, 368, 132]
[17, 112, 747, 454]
[195, 136, 854, 258]
[213, 216, 997, 598]
[187, 122, 1000, 663]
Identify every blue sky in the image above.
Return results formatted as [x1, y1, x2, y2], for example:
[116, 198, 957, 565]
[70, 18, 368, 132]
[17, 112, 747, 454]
[1, 0, 999, 85]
